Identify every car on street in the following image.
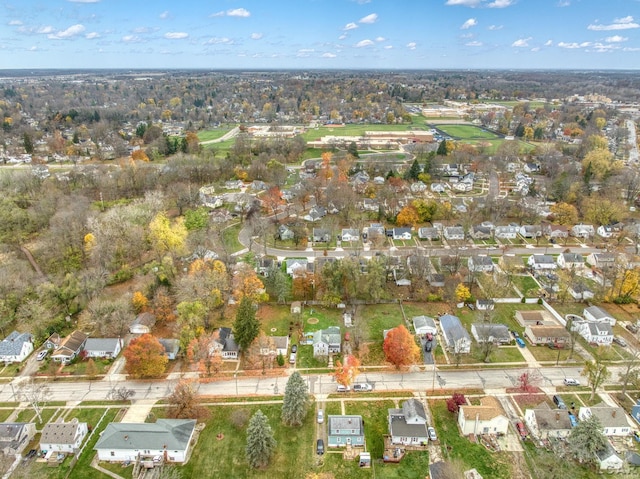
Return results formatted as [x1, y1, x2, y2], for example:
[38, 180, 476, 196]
[336, 385, 351, 393]
[428, 426, 437, 441]
[317, 409, 324, 424]
[563, 378, 580, 386]
[613, 336, 627, 347]
[626, 323, 639, 333]
[36, 350, 48, 361]
[353, 383, 373, 392]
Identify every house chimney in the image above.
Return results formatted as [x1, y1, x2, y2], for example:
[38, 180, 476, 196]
[612, 410, 616, 418]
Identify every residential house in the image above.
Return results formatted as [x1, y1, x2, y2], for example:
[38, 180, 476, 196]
[277, 225, 294, 241]
[439, 314, 471, 354]
[0, 423, 36, 455]
[40, 419, 88, 454]
[286, 258, 308, 277]
[341, 228, 360, 242]
[583, 306, 616, 325]
[443, 226, 465, 241]
[568, 283, 595, 301]
[392, 228, 412, 241]
[597, 223, 623, 239]
[468, 255, 494, 273]
[494, 225, 518, 240]
[312, 228, 331, 243]
[471, 323, 511, 344]
[596, 444, 624, 472]
[0, 331, 33, 363]
[557, 253, 584, 270]
[83, 338, 123, 359]
[519, 225, 542, 239]
[528, 254, 556, 270]
[458, 397, 509, 436]
[367, 223, 386, 238]
[94, 419, 197, 463]
[524, 403, 573, 440]
[571, 224, 595, 239]
[430, 183, 447, 193]
[578, 404, 632, 437]
[410, 181, 427, 193]
[327, 415, 365, 448]
[303, 205, 326, 222]
[571, 320, 614, 346]
[290, 301, 302, 314]
[388, 399, 429, 446]
[159, 339, 180, 360]
[412, 316, 437, 338]
[46, 330, 88, 364]
[418, 227, 440, 240]
[476, 299, 495, 311]
[361, 198, 380, 212]
[312, 326, 341, 357]
[515, 310, 554, 327]
[129, 312, 156, 334]
[428, 274, 445, 288]
[586, 252, 616, 270]
[524, 325, 571, 347]
[271, 336, 289, 357]
[212, 328, 240, 359]
[631, 400, 640, 425]
[544, 224, 569, 240]
[470, 225, 492, 240]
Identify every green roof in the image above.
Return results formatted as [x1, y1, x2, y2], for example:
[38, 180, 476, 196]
[94, 419, 195, 451]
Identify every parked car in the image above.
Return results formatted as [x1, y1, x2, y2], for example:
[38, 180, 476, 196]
[511, 330, 520, 338]
[291, 344, 298, 353]
[316, 439, 324, 455]
[36, 350, 48, 361]
[289, 352, 296, 364]
[515, 422, 527, 439]
[317, 409, 324, 424]
[425, 341, 433, 353]
[515, 337, 526, 348]
[336, 385, 351, 393]
[553, 395, 567, 409]
[563, 378, 580, 386]
[428, 426, 437, 441]
[626, 323, 639, 334]
[353, 383, 373, 392]
[613, 336, 627, 347]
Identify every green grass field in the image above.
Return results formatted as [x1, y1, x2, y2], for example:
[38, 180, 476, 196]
[301, 124, 426, 142]
[433, 124, 499, 140]
[197, 128, 233, 142]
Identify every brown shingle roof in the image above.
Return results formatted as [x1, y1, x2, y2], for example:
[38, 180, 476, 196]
[460, 396, 505, 421]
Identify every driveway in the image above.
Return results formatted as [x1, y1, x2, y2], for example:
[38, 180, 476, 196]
[120, 399, 157, 423]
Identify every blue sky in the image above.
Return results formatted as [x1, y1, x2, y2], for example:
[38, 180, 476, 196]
[1, 0, 639, 70]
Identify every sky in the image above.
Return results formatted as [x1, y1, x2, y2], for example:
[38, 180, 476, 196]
[1, 0, 640, 70]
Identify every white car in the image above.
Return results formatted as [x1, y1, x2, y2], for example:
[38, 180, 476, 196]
[428, 426, 437, 441]
[36, 350, 48, 361]
[563, 378, 580, 386]
[317, 409, 324, 424]
[353, 383, 373, 392]
[336, 385, 351, 393]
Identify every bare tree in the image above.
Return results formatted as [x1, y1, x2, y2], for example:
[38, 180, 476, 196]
[16, 378, 50, 423]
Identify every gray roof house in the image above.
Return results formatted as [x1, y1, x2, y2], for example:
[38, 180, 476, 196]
[596, 443, 624, 472]
[439, 314, 471, 354]
[471, 323, 511, 344]
[312, 327, 341, 357]
[94, 419, 196, 463]
[84, 338, 123, 359]
[0, 422, 36, 455]
[47, 330, 88, 364]
[494, 225, 518, 239]
[312, 228, 331, 243]
[524, 403, 572, 440]
[277, 224, 294, 241]
[443, 226, 465, 241]
[418, 227, 440, 240]
[341, 228, 360, 242]
[578, 404, 632, 436]
[583, 306, 616, 325]
[327, 415, 364, 448]
[557, 252, 585, 270]
[0, 331, 33, 363]
[129, 312, 156, 334]
[286, 258, 309, 277]
[412, 316, 437, 337]
[40, 419, 88, 454]
[388, 399, 429, 446]
[392, 227, 412, 241]
[528, 254, 556, 270]
[159, 339, 180, 360]
[213, 327, 240, 358]
[468, 255, 494, 273]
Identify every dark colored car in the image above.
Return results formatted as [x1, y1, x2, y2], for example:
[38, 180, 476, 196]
[316, 439, 325, 455]
[425, 341, 433, 352]
[291, 344, 298, 353]
[553, 395, 567, 409]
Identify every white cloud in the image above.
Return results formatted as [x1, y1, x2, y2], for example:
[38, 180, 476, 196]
[322, 52, 337, 58]
[210, 11, 225, 17]
[588, 16, 639, 31]
[48, 24, 85, 39]
[406, 42, 417, 50]
[623, 47, 640, 51]
[446, 0, 482, 6]
[531, 47, 540, 52]
[297, 49, 315, 57]
[511, 37, 532, 47]
[384, 45, 393, 49]
[359, 13, 378, 24]
[85, 32, 99, 39]
[487, 0, 513, 7]
[558, 41, 592, 49]
[605, 35, 628, 42]
[338, 34, 347, 40]
[344, 22, 358, 31]
[122, 35, 143, 43]
[466, 40, 483, 46]
[544, 39, 553, 46]
[375, 36, 385, 42]
[133, 27, 152, 34]
[9, 20, 23, 26]
[204, 37, 233, 45]
[352, 0, 371, 4]
[250, 32, 263, 40]
[227, 8, 250, 17]
[67, 0, 100, 3]
[29, 46, 37, 51]
[159, 11, 169, 19]
[355, 39, 374, 47]
[557, 1, 571, 6]
[488, 24, 503, 30]
[461, 18, 477, 29]
[164, 32, 188, 39]
[38, 26, 55, 34]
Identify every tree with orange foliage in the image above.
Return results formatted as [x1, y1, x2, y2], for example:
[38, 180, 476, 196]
[262, 186, 284, 215]
[233, 263, 268, 303]
[184, 131, 201, 154]
[132, 149, 149, 162]
[153, 288, 177, 323]
[396, 205, 420, 227]
[319, 151, 334, 183]
[131, 291, 149, 314]
[383, 325, 420, 369]
[333, 354, 361, 387]
[187, 332, 222, 376]
[124, 334, 168, 378]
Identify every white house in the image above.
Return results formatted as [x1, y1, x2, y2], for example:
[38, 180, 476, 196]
[286, 258, 309, 277]
[0, 331, 33, 363]
[568, 283, 595, 301]
[392, 228, 412, 241]
[578, 405, 632, 437]
[458, 397, 509, 436]
[583, 306, 616, 325]
[596, 444, 624, 472]
[341, 228, 360, 242]
[520, 225, 542, 239]
[418, 227, 440, 240]
[557, 253, 584, 270]
[443, 226, 465, 241]
[494, 225, 518, 240]
[312, 326, 341, 357]
[83, 338, 123, 359]
[524, 404, 573, 440]
[586, 252, 616, 270]
[212, 328, 239, 359]
[468, 255, 494, 273]
[412, 316, 437, 338]
[528, 254, 557, 270]
[388, 399, 429, 446]
[94, 419, 196, 463]
[439, 314, 471, 354]
[40, 419, 88, 454]
[571, 320, 614, 345]
[571, 224, 595, 238]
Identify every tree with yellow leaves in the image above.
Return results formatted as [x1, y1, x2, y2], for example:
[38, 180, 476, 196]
[148, 212, 188, 260]
[131, 291, 149, 314]
[233, 263, 269, 303]
[396, 205, 420, 227]
[455, 283, 471, 303]
[550, 202, 579, 226]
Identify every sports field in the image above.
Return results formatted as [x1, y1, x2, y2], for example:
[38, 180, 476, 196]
[434, 124, 499, 140]
[301, 123, 427, 141]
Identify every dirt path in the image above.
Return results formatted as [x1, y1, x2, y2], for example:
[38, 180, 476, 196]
[19, 245, 46, 278]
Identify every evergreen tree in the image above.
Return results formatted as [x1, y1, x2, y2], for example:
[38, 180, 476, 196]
[233, 296, 260, 350]
[246, 410, 277, 469]
[281, 371, 309, 426]
[514, 123, 525, 138]
[23, 132, 34, 154]
[436, 139, 449, 156]
[347, 141, 359, 158]
[567, 415, 607, 464]
[405, 159, 421, 180]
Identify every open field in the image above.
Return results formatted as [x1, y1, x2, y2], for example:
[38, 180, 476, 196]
[433, 124, 499, 140]
[197, 128, 233, 142]
[301, 124, 427, 142]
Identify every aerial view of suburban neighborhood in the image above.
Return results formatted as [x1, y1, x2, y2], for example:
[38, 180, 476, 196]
[2, 1, 640, 479]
